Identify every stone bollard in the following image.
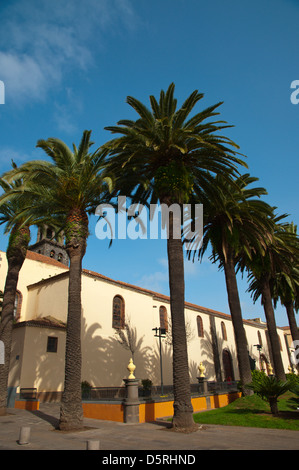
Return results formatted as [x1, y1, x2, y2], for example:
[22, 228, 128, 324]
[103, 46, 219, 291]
[86, 440, 100, 450]
[18, 426, 31, 445]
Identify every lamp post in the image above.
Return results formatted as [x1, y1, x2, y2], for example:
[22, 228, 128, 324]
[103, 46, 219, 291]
[254, 344, 263, 372]
[152, 327, 166, 396]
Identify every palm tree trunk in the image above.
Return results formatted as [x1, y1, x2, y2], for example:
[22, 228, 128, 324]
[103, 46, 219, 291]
[261, 277, 286, 381]
[269, 397, 279, 416]
[58, 208, 88, 431]
[0, 225, 30, 415]
[284, 300, 299, 372]
[223, 254, 253, 394]
[284, 300, 299, 344]
[167, 210, 195, 431]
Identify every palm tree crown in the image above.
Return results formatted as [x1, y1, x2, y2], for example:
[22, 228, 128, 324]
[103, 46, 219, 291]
[103, 82, 247, 206]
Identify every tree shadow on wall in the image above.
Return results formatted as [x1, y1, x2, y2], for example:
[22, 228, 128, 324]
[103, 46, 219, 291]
[80, 315, 167, 387]
[191, 328, 238, 382]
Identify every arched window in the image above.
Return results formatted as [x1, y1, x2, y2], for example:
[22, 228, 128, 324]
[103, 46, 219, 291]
[159, 306, 168, 333]
[221, 321, 227, 341]
[50, 250, 55, 258]
[257, 330, 263, 347]
[223, 349, 234, 381]
[197, 316, 204, 337]
[13, 290, 22, 320]
[112, 295, 125, 329]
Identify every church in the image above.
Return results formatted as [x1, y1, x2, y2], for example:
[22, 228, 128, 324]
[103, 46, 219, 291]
[0, 228, 293, 403]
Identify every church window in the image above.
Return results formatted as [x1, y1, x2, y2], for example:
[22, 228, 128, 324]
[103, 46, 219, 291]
[159, 306, 168, 333]
[221, 321, 227, 341]
[112, 295, 125, 329]
[197, 316, 204, 337]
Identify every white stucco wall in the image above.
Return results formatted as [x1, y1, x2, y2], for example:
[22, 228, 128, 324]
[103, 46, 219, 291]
[1, 250, 292, 393]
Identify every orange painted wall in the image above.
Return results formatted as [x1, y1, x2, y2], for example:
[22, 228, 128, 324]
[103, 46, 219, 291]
[139, 396, 207, 422]
[210, 392, 241, 409]
[15, 400, 39, 411]
[80, 392, 241, 423]
[82, 402, 124, 422]
[191, 396, 207, 413]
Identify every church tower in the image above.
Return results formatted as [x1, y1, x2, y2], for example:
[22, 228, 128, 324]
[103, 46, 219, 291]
[28, 225, 69, 266]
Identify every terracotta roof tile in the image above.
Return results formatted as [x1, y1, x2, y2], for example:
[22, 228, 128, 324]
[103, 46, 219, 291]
[26, 250, 69, 269]
[21, 256, 286, 329]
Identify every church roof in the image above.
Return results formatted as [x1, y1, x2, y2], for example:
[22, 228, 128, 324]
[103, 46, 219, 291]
[26, 250, 68, 269]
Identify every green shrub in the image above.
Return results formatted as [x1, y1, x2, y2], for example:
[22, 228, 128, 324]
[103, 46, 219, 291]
[247, 374, 291, 416]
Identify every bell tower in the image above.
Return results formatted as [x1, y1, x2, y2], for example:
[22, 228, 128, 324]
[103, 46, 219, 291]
[28, 225, 69, 266]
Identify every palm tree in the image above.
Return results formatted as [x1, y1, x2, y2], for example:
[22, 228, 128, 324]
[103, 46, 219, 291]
[4, 131, 111, 430]
[186, 173, 274, 394]
[272, 223, 299, 356]
[246, 216, 299, 381]
[247, 372, 290, 416]
[0, 167, 32, 415]
[103, 83, 246, 430]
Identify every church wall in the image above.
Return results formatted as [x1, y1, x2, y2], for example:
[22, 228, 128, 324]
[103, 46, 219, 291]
[184, 309, 216, 382]
[19, 326, 66, 394]
[80, 275, 173, 387]
[8, 326, 26, 389]
[5, 257, 293, 395]
[26, 274, 69, 323]
[0, 250, 68, 322]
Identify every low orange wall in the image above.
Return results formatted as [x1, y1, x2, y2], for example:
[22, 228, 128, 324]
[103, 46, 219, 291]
[14, 392, 241, 422]
[81, 392, 241, 423]
[82, 402, 124, 422]
[210, 392, 241, 409]
[15, 400, 39, 411]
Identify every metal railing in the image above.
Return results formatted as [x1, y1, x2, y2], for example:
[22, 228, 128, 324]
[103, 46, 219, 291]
[82, 381, 239, 401]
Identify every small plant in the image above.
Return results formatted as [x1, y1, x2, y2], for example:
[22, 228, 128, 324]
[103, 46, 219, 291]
[247, 374, 291, 416]
[81, 380, 92, 399]
[141, 379, 152, 397]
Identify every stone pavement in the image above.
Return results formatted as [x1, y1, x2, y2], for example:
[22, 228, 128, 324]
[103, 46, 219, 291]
[0, 403, 298, 452]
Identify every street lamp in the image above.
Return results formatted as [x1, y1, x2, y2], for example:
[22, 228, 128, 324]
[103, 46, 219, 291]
[254, 344, 263, 372]
[152, 327, 166, 396]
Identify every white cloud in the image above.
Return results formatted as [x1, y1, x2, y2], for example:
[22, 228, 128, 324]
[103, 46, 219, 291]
[0, 147, 37, 169]
[0, 0, 138, 104]
[0, 52, 46, 102]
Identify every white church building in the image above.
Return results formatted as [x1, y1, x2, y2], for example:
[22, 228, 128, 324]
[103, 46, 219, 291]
[0, 231, 293, 403]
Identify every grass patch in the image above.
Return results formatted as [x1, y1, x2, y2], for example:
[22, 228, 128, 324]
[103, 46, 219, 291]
[193, 392, 299, 431]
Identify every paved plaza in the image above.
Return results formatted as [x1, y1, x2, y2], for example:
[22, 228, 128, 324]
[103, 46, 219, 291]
[0, 403, 298, 452]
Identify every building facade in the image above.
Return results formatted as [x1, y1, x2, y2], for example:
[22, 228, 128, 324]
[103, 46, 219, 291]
[0, 247, 294, 402]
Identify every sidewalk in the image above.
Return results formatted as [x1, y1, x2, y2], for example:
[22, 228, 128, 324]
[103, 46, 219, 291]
[0, 403, 298, 451]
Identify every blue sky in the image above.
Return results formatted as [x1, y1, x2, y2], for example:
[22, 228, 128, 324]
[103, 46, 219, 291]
[0, 0, 298, 327]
